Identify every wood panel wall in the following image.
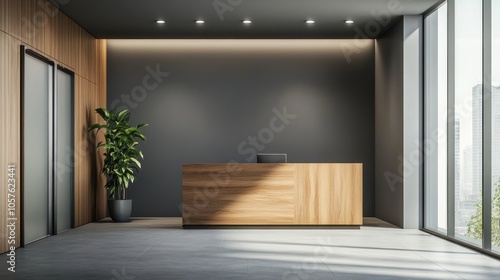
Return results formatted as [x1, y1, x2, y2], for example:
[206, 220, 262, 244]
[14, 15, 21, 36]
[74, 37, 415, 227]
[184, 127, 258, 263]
[0, 0, 107, 254]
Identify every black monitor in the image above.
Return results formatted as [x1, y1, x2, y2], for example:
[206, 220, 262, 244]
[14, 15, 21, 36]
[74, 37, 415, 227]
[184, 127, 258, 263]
[257, 153, 287, 163]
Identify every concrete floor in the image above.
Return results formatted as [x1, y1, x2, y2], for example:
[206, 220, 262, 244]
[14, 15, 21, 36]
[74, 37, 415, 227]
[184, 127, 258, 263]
[1, 217, 500, 280]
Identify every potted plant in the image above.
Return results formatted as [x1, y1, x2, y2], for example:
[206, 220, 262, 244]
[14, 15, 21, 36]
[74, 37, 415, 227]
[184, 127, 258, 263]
[89, 108, 148, 222]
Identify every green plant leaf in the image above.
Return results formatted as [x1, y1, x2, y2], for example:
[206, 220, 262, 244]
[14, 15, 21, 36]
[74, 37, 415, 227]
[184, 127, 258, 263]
[130, 157, 141, 168]
[88, 123, 101, 131]
[89, 107, 147, 196]
[117, 110, 128, 120]
[136, 133, 146, 142]
[95, 108, 109, 120]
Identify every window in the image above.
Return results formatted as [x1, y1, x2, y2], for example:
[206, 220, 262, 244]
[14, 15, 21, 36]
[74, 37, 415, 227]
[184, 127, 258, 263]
[454, 0, 482, 246]
[491, 0, 500, 252]
[424, 3, 448, 234]
[424, 0, 500, 257]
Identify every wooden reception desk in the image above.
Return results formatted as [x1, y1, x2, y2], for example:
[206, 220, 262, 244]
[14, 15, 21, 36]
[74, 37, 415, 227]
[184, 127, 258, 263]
[182, 163, 362, 226]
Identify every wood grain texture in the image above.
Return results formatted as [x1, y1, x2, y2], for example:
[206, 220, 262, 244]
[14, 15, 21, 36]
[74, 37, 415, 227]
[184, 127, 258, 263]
[0, 0, 107, 253]
[183, 164, 295, 225]
[89, 38, 97, 83]
[0, 32, 22, 254]
[95, 39, 107, 220]
[6, 0, 22, 41]
[74, 77, 100, 226]
[42, 0, 58, 59]
[78, 29, 90, 80]
[57, 13, 70, 67]
[66, 18, 80, 71]
[96, 40, 108, 220]
[0, 0, 7, 33]
[22, 0, 45, 51]
[74, 76, 88, 226]
[182, 163, 363, 226]
[295, 163, 363, 225]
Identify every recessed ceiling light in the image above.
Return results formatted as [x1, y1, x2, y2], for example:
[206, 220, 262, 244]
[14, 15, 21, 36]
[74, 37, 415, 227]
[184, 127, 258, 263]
[345, 20, 354, 24]
[156, 20, 165, 24]
[243, 20, 252, 24]
[306, 20, 315, 24]
[196, 20, 205, 24]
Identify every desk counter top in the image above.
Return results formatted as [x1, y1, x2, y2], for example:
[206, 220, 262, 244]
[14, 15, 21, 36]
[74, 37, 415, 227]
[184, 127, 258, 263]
[182, 163, 362, 226]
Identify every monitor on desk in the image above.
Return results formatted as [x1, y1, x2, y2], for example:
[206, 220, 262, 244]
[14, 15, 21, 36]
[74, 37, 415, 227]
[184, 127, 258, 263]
[257, 153, 287, 163]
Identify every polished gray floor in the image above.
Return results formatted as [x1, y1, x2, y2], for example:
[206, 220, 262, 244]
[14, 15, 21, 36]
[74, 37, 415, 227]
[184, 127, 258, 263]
[1, 218, 500, 279]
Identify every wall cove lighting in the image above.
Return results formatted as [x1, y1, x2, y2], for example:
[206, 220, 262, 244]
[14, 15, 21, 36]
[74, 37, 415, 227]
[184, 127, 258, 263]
[306, 20, 315, 24]
[156, 20, 165, 24]
[345, 20, 354, 24]
[196, 20, 205, 24]
[243, 20, 252, 24]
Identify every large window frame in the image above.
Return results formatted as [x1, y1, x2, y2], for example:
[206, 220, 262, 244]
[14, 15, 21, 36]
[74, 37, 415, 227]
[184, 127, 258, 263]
[423, 0, 499, 259]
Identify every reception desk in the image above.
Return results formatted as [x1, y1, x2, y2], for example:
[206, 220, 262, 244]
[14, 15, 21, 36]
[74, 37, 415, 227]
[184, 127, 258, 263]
[182, 163, 362, 226]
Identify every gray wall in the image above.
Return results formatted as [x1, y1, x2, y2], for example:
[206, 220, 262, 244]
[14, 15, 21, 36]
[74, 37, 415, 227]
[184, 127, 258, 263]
[375, 20, 404, 227]
[402, 16, 423, 229]
[107, 39, 375, 217]
[375, 16, 423, 229]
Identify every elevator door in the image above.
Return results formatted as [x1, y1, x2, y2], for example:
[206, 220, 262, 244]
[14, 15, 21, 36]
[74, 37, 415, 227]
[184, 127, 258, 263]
[56, 69, 74, 233]
[24, 54, 53, 244]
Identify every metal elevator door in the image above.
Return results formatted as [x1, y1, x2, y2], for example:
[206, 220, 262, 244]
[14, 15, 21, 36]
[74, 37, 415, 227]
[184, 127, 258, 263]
[24, 54, 53, 244]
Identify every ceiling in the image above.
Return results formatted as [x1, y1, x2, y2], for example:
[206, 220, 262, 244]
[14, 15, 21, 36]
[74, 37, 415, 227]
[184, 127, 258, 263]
[49, 0, 443, 39]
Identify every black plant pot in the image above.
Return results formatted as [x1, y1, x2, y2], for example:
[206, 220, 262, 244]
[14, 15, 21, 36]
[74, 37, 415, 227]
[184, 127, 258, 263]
[108, 199, 132, 222]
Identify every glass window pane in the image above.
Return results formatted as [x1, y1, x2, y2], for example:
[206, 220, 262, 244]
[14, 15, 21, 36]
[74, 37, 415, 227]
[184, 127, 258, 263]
[455, 0, 482, 246]
[492, 0, 500, 253]
[424, 4, 448, 234]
